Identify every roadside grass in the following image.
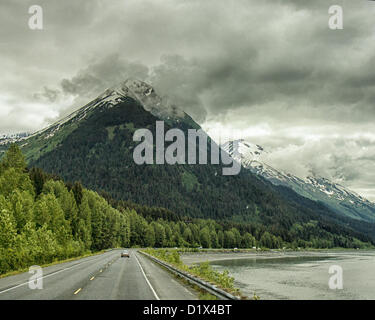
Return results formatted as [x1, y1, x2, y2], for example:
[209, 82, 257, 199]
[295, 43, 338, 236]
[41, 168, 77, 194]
[199, 292, 218, 300]
[138, 254, 208, 300]
[142, 248, 250, 300]
[0, 249, 114, 279]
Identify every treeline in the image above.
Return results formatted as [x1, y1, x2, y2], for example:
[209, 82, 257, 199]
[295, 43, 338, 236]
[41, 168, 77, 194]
[114, 199, 373, 250]
[0, 145, 132, 274]
[29, 100, 375, 249]
[117, 204, 371, 250]
[0, 145, 263, 274]
[0, 145, 372, 274]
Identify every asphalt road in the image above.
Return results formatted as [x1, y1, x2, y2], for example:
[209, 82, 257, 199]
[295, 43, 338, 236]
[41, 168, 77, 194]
[0, 249, 197, 300]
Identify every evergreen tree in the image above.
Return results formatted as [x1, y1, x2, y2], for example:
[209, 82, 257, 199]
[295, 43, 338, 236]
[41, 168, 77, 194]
[152, 222, 166, 247]
[224, 230, 236, 248]
[145, 224, 156, 247]
[29, 167, 46, 197]
[0, 144, 26, 172]
[200, 227, 211, 248]
[0, 206, 17, 248]
[241, 232, 256, 248]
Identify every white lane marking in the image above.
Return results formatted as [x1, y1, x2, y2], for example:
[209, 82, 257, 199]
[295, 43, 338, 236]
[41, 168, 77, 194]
[184, 287, 195, 296]
[134, 253, 160, 300]
[0, 251, 118, 295]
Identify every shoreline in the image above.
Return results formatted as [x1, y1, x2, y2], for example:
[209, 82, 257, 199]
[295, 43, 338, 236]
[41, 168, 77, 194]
[180, 249, 375, 266]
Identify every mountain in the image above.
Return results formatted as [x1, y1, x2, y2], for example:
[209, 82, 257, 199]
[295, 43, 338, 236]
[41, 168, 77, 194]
[222, 140, 375, 223]
[0, 132, 30, 146]
[3, 79, 199, 164]
[1, 79, 375, 246]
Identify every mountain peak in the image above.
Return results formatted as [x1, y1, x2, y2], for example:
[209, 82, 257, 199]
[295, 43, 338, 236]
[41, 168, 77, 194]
[100, 79, 184, 120]
[222, 139, 267, 162]
[108, 78, 152, 97]
[223, 139, 375, 221]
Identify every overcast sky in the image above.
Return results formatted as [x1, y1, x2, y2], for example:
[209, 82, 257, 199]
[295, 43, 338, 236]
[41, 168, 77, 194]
[1, 0, 375, 201]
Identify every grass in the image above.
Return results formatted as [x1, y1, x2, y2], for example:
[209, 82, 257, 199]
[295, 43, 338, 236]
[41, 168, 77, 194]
[142, 248, 250, 299]
[199, 292, 218, 300]
[147, 261, 217, 300]
[22, 121, 79, 163]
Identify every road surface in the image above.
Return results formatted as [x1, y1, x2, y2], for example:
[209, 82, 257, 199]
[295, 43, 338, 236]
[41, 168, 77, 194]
[0, 249, 197, 300]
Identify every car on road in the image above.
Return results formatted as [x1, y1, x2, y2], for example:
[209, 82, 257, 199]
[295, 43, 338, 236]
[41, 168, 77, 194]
[121, 250, 130, 258]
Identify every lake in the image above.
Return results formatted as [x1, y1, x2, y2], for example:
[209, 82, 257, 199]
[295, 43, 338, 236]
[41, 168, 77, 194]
[204, 251, 375, 300]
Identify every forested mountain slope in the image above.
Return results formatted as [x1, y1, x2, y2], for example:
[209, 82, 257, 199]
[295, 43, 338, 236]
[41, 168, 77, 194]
[1, 80, 374, 246]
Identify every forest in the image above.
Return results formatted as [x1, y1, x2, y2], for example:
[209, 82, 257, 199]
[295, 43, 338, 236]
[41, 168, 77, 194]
[29, 99, 375, 245]
[0, 144, 372, 275]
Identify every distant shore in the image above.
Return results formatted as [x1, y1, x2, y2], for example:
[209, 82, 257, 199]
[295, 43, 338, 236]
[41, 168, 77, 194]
[180, 249, 374, 266]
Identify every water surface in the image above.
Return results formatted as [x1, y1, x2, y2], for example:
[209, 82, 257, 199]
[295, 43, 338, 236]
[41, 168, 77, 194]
[209, 251, 375, 299]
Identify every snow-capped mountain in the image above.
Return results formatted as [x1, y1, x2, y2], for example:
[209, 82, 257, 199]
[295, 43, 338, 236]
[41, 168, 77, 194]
[222, 139, 375, 223]
[0, 132, 30, 145]
[25, 79, 187, 141]
[1, 80, 375, 243]
[2, 80, 374, 224]
[0, 79, 199, 161]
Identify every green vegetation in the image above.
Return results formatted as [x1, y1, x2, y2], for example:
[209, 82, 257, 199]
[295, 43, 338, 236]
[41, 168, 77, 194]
[106, 126, 117, 140]
[0, 143, 373, 276]
[198, 292, 218, 300]
[0, 144, 297, 276]
[21, 99, 375, 248]
[143, 248, 242, 298]
[20, 121, 79, 163]
[181, 171, 200, 192]
[0, 145, 131, 274]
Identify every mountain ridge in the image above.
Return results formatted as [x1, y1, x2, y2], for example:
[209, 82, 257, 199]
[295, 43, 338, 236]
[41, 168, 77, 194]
[1, 80, 375, 246]
[222, 139, 375, 223]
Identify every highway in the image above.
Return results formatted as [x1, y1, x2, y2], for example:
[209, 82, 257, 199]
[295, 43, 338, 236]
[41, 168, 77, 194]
[0, 249, 197, 300]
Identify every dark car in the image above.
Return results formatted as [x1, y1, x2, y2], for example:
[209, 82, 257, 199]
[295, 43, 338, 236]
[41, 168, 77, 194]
[121, 250, 130, 258]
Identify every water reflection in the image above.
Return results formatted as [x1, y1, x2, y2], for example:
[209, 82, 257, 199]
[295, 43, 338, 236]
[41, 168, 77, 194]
[209, 251, 375, 300]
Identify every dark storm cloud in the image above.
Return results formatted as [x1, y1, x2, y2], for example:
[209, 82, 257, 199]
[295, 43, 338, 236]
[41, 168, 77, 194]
[33, 87, 60, 103]
[1, 0, 375, 199]
[141, 0, 375, 126]
[60, 55, 149, 97]
[54, 55, 149, 116]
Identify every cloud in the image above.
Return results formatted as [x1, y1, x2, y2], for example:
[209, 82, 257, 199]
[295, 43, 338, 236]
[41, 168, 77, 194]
[60, 54, 149, 98]
[0, 0, 375, 199]
[45, 55, 149, 117]
[33, 87, 60, 103]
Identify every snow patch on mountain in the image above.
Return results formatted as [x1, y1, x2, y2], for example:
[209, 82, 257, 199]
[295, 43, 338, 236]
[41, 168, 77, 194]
[16, 79, 186, 142]
[0, 132, 30, 145]
[222, 139, 375, 222]
[106, 79, 185, 119]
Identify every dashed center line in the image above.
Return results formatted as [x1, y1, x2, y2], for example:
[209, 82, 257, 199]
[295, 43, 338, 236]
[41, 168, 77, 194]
[90, 276, 95, 281]
[0, 253, 114, 295]
[73, 288, 82, 295]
